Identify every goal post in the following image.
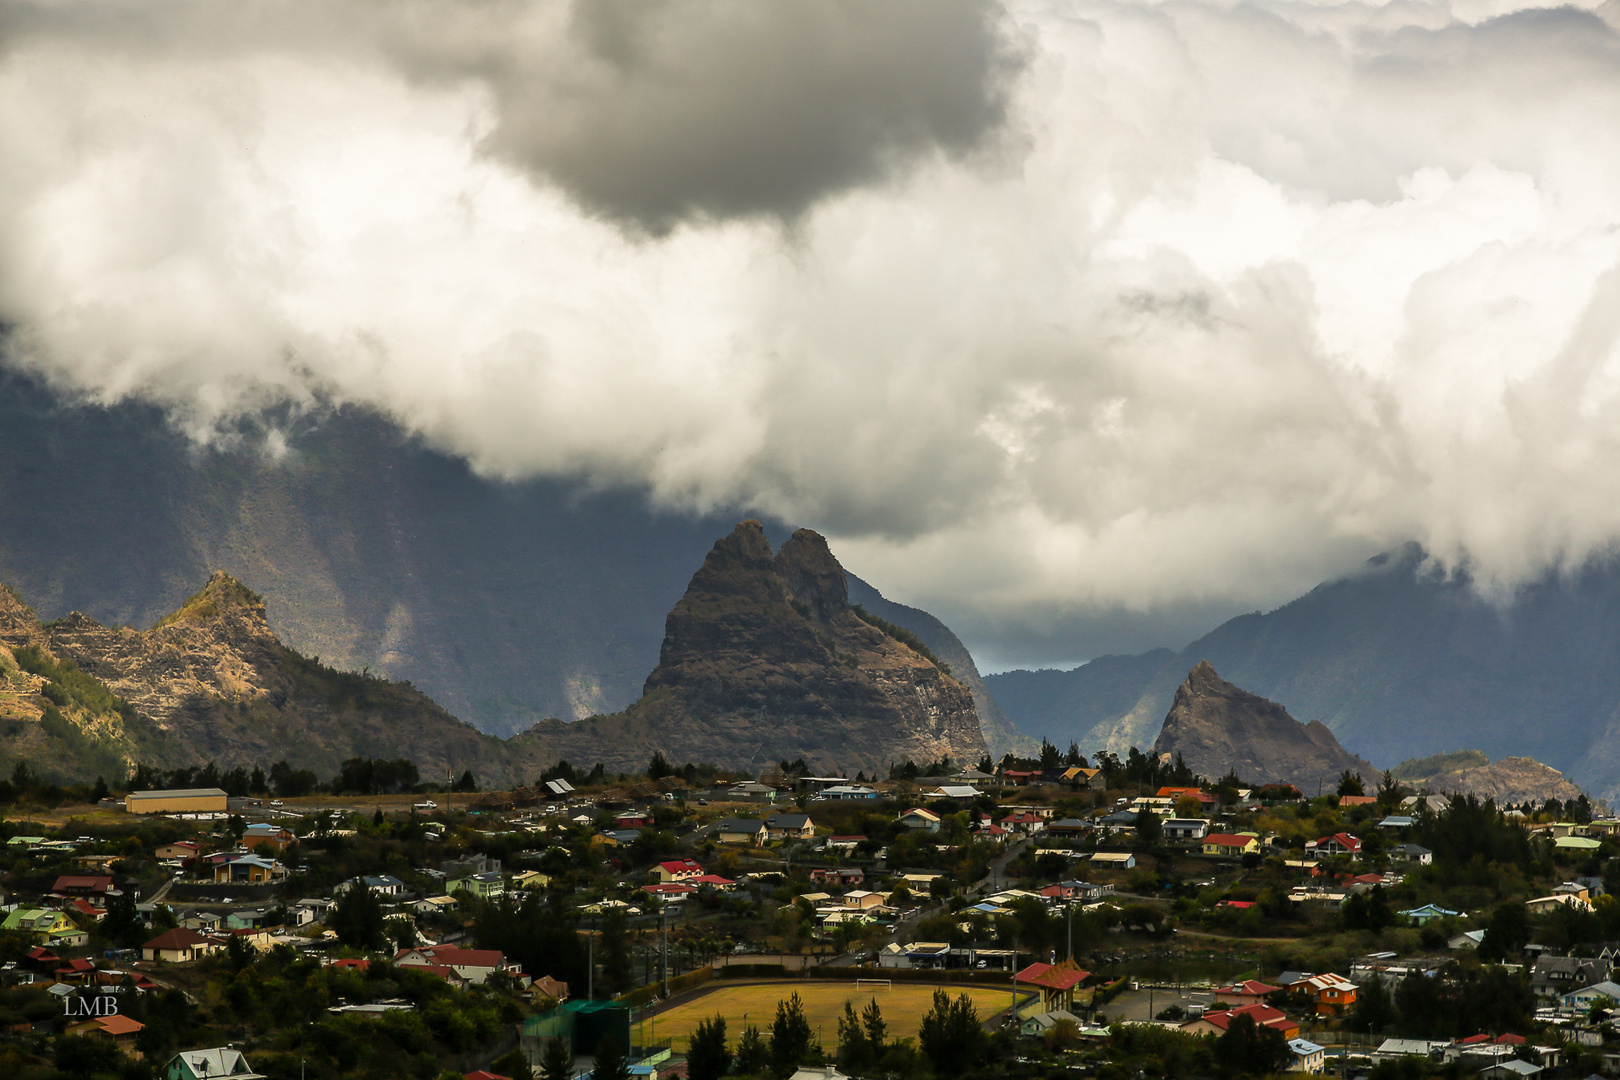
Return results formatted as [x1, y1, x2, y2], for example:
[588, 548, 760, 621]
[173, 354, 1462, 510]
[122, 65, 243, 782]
[854, 978, 892, 991]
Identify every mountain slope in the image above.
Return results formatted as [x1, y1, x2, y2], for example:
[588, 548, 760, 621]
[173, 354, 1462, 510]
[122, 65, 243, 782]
[7, 572, 533, 785]
[987, 546, 1620, 799]
[845, 574, 1035, 760]
[0, 372, 1013, 746]
[512, 522, 988, 774]
[1151, 662, 1380, 792]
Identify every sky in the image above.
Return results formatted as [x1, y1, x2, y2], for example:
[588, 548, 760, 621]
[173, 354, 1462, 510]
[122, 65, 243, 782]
[3, 0, 1620, 670]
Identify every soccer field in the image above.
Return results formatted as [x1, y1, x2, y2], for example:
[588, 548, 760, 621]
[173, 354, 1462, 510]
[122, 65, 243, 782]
[640, 980, 1031, 1052]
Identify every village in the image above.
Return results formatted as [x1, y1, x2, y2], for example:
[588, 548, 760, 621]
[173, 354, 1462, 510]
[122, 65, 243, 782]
[0, 751, 1615, 1080]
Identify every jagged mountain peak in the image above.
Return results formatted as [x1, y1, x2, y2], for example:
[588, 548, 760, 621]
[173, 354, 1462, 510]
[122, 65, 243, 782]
[153, 571, 267, 630]
[774, 528, 848, 622]
[1154, 662, 1381, 791]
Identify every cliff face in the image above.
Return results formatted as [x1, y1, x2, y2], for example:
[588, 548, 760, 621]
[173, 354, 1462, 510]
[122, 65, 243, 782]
[1152, 661, 1381, 792]
[24, 572, 530, 785]
[1396, 754, 1585, 805]
[844, 573, 1037, 760]
[513, 522, 987, 774]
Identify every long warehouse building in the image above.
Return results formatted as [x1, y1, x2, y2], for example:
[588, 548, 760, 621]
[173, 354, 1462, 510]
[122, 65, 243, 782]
[125, 788, 229, 815]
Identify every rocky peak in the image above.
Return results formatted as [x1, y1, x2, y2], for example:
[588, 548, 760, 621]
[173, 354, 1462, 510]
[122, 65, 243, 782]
[774, 528, 849, 623]
[1154, 661, 1381, 791]
[153, 571, 268, 630]
[0, 583, 42, 650]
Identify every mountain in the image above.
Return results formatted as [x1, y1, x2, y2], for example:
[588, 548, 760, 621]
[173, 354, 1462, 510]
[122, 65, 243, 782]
[845, 574, 1037, 760]
[1151, 662, 1381, 792]
[511, 521, 988, 774]
[0, 571, 532, 785]
[1390, 751, 1585, 806]
[986, 545, 1620, 799]
[0, 372, 1018, 747]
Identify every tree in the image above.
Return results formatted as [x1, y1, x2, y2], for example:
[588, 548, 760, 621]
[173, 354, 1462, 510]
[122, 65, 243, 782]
[539, 1037, 573, 1080]
[1479, 900, 1530, 961]
[1135, 809, 1162, 848]
[600, 908, 633, 995]
[1214, 1013, 1291, 1078]
[454, 769, 478, 792]
[770, 993, 815, 1077]
[918, 989, 986, 1078]
[648, 751, 674, 781]
[329, 882, 387, 950]
[736, 1025, 770, 1077]
[1337, 771, 1365, 797]
[837, 1001, 870, 1074]
[594, 1035, 631, 1080]
[493, 1048, 535, 1080]
[689, 1015, 732, 1080]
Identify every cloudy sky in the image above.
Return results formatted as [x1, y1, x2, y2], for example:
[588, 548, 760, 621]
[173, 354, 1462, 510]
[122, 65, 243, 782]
[3, 0, 1620, 669]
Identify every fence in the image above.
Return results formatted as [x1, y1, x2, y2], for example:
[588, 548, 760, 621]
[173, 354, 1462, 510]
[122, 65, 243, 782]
[615, 966, 716, 1008]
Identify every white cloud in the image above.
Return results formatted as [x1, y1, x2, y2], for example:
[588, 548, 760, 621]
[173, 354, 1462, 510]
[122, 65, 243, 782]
[3, 0, 1620, 652]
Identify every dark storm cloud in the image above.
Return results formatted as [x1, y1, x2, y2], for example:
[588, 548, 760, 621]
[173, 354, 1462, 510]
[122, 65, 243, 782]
[441, 0, 1021, 231]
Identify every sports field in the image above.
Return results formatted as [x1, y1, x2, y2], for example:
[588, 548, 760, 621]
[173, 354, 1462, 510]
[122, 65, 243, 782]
[640, 980, 1032, 1052]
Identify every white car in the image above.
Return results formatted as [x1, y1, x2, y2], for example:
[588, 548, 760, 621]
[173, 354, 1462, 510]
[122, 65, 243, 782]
[270, 800, 284, 807]
[414, 800, 437, 811]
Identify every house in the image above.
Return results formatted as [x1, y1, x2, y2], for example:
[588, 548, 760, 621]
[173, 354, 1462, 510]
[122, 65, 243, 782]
[1015, 960, 1090, 1012]
[926, 785, 983, 800]
[66, 1012, 144, 1053]
[1000, 812, 1045, 834]
[1339, 795, 1377, 807]
[1388, 843, 1432, 864]
[1478, 1063, 1543, 1080]
[1297, 973, 1358, 1015]
[413, 895, 460, 917]
[51, 874, 115, 899]
[715, 818, 769, 846]
[643, 882, 697, 903]
[1306, 833, 1362, 860]
[1040, 880, 1111, 902]
[395, 945, 509, 985]
[974, 823, 1011, 842]
[1372, 1038, 1447, 1060]
[1045, 818, 1091, 839]
[818, 785, 879, 800]
[2, 908, 86, 946]
[1561, 980, 1620, 1012]
[1163, 819, 1210, 842]
[1532, 955, 1612, 1000]
[766, 813, 816, 840]
[842, 891, 885, 911]
[1021, 1007, 1085, 1038]
[899, 808, 942, 833]
[531, 975, 569, 1004]
[213, 854, 285, 884]
[810, 868, 865, 887]
[824, 835, 866, 852]
[652, 859, 705, 883]
[1181, 1004, 1299, 1040]
[1556, 837, 1602, 852]
[1089, 852, 1135, 870]
[241, 824, 295, 852]
[155, 841, 202, 862]
[1379, 816, 1416, 830]
[1450, 930, 1487, 950]
[1398, 904, 1458, 925]
[449, 872, 506, 901]
[1214, 980, 1280, 1007]
[165, 1048, 266, 1079]
[511, 870, 551, 891]
[1290, 1038, 1326, 1074]
[1202, 834, 1259, 858]
[1059, 767, 1102, 790]
[613, 811, 653, 829]
[126, 788, 228, 815]
[143, 928, 220, 963]
[1527, 893, 1594, 915]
